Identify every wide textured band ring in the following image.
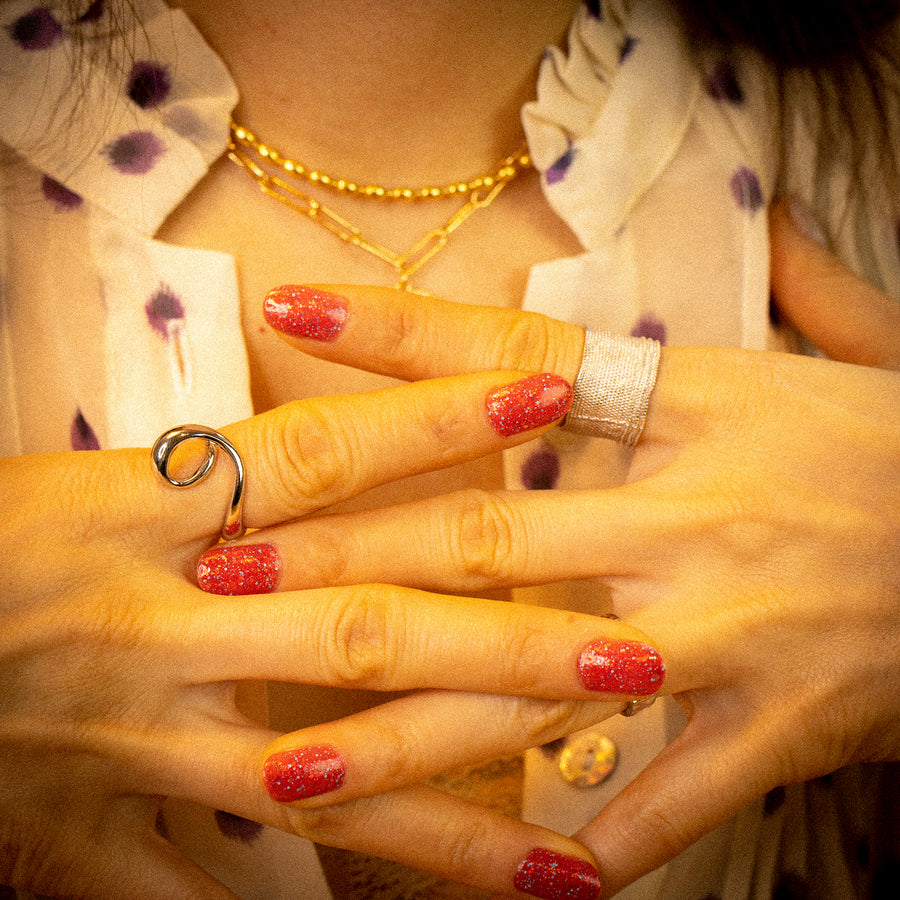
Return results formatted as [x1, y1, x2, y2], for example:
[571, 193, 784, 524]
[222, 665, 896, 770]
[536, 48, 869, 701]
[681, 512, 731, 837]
[562, 329, 662, 447]
[152, 425, 246, 540]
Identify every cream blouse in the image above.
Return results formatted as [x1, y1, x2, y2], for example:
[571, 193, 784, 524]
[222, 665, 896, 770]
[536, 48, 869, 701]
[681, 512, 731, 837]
[2, 0, 897, 897]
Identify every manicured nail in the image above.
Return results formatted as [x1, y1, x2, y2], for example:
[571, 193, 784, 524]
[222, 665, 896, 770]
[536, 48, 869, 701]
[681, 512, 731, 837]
[262, 745, 345, 802]
[514, 848, 602, 900]
[577, 638, 665, 695]
[197, 543, 281, 595]
[263, 285, 348, 341]
[485, 373, 572, 437]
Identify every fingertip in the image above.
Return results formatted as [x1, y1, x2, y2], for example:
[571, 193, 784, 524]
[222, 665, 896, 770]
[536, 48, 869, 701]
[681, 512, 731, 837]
[512, 847, 603, 900]
[196, 542, 282, 595]
[485, 373, 573, 437]
[260, 743, 346, 803]
[263, 285, 349, 342]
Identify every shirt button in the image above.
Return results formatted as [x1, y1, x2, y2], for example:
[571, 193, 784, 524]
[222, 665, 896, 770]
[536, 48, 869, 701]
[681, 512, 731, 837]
[558, 732, 618, 787]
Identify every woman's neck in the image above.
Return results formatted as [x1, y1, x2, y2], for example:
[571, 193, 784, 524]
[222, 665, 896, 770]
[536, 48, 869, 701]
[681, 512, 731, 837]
[173, 0, 579, 184]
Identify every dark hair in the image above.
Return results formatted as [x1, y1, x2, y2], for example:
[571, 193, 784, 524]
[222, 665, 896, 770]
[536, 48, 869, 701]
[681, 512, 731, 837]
[670, 0, 900, 69]
[670, 0, 900, 196]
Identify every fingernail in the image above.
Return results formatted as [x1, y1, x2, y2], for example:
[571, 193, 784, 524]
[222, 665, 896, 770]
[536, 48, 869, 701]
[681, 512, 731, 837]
[787, 196, 828, 246]
[263, 285, 348, 341]
[486, 373, 573, 437]
[514, 848, 602, 900]
[197, 543, 281, 595]
[578, 638, 665, 695]
[262, 745, 345, 802]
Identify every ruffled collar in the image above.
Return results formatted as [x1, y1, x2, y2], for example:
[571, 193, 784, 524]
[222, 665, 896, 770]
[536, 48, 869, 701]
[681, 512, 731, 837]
[523, 0, 700, 247]
[0, 0, 238, 235]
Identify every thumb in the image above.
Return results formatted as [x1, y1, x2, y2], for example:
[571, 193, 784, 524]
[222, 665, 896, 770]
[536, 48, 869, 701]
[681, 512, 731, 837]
[573, 709, 776, 897]
[769, 198, 900, 370]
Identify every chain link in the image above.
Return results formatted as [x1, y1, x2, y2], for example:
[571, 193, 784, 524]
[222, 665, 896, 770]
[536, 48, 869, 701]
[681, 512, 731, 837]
[227, 122, 532, 291]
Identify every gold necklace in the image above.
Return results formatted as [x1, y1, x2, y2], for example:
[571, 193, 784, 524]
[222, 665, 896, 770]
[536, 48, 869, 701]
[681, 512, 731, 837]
[227, 119, 533, 291]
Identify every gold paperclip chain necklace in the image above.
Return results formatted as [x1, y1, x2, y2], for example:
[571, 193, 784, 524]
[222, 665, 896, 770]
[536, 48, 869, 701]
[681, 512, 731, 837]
[228, 120, 532, 291]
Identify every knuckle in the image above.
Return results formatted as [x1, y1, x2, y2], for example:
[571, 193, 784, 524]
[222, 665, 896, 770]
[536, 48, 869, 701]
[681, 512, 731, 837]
[495, 621, 555, 694]
[417, 402, 469, 463]
[319, 587, 397, 688]
[440, 818, 494, 883]
[293, 522, 351, 587]
[491, 310, 558, 372]
[367, 303, 423, 374]
[448, 490, 524, 585]
[625, 801, 695, 860]
[284, 801, 358, 844]
[269, 401, 350, 513]
[366, 719, 418, 785]
[506, 696, 586, 747]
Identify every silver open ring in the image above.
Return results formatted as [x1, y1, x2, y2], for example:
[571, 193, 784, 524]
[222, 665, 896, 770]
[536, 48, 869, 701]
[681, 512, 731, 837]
[152, 425, 245, 541]
[562, 329, 661, 447]
[620, 694, 658, 717]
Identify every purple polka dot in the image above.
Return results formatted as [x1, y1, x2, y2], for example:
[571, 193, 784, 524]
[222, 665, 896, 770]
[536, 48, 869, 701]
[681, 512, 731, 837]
[521, 447, 561, 490]
[707, 59, 744, 105]
[128, 61, 171, 109]
[42, 175, 82, 211]
[764, 786, 786, 816]
[7, 6, 65, 50]
[631, 314, 667, 344]
[76, 0, 106, 23]
[71, 409, 100, 450]
[145, 285, 185, 338]
[730, 166, 764, 214]
[214, 810, 264, 845]
[102, 130, 165, 175]
[546, 142, 576, 186]
[585, 0, 603, 19]
[619, 35, 638, 63]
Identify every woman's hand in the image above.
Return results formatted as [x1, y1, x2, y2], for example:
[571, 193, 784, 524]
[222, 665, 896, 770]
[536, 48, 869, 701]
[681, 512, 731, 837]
[0, 364, 674, 899]
[254, 199, 900, 896]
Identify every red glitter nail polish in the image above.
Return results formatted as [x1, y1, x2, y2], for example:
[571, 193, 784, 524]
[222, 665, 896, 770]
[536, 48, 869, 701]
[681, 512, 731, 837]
[577, 638, 666, 695]
[262, 745, 345, 802]
[514, 848, 602, 900]
[197, 543, 281, 595]
[263, 285, 348, 341]
[485, 373, 573, 437]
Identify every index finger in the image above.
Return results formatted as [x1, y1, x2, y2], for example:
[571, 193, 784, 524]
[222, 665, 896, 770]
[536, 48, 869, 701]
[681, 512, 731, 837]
[264, 283, 586, 383]
[260, 284, 714, 450]
[131, 366, 572, 546]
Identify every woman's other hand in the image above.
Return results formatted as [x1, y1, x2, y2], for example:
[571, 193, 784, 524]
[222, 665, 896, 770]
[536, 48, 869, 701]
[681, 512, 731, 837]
[1, 365, 656, 899]
[260, 198, 899, 896]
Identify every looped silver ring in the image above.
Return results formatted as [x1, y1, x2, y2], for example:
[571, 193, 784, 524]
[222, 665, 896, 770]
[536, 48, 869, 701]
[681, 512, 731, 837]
[562, 329, 661, 447]
[152, 425, 245, 541]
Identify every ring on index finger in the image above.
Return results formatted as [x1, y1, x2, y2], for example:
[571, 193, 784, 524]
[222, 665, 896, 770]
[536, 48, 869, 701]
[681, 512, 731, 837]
[562, 329, 661, 447]
[152, 425, 246, 540]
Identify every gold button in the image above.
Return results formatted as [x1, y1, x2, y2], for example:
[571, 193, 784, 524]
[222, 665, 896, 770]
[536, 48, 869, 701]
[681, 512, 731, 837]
[558, 732, 618, 787]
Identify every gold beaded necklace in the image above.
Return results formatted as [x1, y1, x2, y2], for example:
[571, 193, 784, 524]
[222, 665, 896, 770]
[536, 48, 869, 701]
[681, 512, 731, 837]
[227, 119, 533, 292]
